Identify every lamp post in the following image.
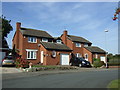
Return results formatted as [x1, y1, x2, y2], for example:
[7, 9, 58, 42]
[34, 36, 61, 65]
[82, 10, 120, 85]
[104, 30, 108, 68]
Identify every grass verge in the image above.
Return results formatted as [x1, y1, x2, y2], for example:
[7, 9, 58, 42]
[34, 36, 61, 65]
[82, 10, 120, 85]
[107, 79, 120, 89]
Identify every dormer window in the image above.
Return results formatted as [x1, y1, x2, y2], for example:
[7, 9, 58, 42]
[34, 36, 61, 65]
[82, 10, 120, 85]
[84, 43, 88, 47]
[75, 43, 81, 47]
[42, 38, 48, 42]
[56, 40, 62, 44]
[28, 37, 37, 43]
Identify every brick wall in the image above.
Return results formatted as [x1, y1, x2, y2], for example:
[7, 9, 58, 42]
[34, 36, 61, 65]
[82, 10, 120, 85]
[83, 48, 93, 63]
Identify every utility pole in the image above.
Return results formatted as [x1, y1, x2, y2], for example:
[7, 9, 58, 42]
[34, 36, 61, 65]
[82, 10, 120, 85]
[104, 29, 108, 68]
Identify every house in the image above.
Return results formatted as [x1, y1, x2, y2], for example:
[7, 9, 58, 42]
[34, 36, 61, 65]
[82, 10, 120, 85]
[61, 30, 106, 64]
[13, 22, 106, 65]
[12, 22, 72, 65]
[0, 38, 11, 60]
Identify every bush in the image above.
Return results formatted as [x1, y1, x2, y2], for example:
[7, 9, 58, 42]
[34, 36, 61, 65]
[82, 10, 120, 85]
[93, 58, 100, 62]
[15, 57, 30, 68]
[93, 61, 105, 68]
[108, 59, 120, 66]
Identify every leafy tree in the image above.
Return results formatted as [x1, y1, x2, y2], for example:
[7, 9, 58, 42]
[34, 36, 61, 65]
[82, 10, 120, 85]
[113, 8, 120, 20]
[0, 15, 13, 39]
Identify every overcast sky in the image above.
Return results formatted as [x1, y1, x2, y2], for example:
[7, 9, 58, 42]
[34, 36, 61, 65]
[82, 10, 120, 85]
[2, 2, 118, 54]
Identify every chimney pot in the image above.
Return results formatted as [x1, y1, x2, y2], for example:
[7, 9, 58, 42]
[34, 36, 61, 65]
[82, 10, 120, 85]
[16, 22, 21, 31]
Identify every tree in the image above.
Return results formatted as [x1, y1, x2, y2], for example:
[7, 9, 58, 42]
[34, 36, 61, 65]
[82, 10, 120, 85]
[0, 15, 13, 39]
[113, 8, 120, 21]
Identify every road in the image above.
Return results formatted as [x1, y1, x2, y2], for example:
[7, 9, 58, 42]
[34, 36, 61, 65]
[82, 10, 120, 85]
[2, 69, 118, 88]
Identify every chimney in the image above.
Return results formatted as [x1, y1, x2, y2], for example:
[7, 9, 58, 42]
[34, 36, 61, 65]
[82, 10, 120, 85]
[16, 22, 21, 49]
[63, 30, 68, 45]
[16, 22, 21, 31]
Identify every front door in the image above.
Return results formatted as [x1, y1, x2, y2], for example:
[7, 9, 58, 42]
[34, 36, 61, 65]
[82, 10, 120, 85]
[41, 51, 44, 63]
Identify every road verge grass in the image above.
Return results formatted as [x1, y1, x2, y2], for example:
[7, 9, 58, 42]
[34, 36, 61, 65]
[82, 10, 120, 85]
[107, 79, 120, 89]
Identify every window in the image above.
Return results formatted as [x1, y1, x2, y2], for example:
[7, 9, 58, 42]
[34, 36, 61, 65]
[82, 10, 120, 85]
[84, 43, 88, 47]
[56, 40, 62, 44]
[76, 53, 81, 57]
[84, 53, 88, 61]
[76, 43, 81, 47]
[28, 37, 37, 43]
[42, 38, 48, 42]
[26, 49, 37, 59]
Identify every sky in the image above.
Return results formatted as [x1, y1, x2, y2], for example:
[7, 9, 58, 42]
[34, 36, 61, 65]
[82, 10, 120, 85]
[2, 1, 118, 54]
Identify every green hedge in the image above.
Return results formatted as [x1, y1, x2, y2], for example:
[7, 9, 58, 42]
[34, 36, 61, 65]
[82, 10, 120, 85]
[93, 61, 105, 68]
[108, 59, 120, 66]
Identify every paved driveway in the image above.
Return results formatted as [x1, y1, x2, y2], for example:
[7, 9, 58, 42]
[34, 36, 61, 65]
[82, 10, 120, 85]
[2, 69, 118, 88]
[1, 67, 22, 74]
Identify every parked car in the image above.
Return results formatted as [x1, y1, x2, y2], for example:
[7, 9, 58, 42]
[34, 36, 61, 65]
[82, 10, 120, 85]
[1, 56, 15, 66]
[69, 57, 92, 67]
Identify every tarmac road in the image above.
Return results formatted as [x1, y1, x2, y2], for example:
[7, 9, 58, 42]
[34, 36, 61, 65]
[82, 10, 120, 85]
[2, 69, 119, 88]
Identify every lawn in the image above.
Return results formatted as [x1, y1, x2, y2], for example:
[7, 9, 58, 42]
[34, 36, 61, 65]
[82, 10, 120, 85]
[32, 65, 57, 68]
[107, 79, 120, 89]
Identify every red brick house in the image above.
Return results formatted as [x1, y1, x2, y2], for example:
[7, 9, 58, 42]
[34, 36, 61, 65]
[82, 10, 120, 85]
[61, 30, 106, 64]
[12, 22, 72, 65]
[13, 22, 106, 65]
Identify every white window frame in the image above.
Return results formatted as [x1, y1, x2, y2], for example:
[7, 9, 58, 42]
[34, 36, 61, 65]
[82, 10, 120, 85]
[75, 42, 81, 47]
[26, 49, 38, 59]
[42, 38, 48, 42]
[84, 53, 88, 61]
[84, 43, 88, 47]
[56, 40, 62, 44]
[95, 53, 98, 59]
[28, 37, 37, 43]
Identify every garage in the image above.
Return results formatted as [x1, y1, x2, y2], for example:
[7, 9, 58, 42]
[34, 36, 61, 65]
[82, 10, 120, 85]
[60, 54, 69, 65]
[100, 56, 106, 63]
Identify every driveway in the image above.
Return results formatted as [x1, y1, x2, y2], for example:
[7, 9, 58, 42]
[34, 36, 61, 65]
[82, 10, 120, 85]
[1, 67, 23, 74]
[2, 68, 119, 88]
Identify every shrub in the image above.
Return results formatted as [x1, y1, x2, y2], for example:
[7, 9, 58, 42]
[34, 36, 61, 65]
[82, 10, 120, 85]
[93, 61, 105, 68]
[15, 57, 30, 68]
[108, 59, 120, 66]
[93, 58, 100, 62]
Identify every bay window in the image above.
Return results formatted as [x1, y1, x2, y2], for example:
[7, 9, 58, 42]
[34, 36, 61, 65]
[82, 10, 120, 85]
[26, 49, 37, 59]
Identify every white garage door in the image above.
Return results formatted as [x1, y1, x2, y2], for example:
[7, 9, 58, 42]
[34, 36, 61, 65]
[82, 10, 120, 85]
[100, 56, 106, 63]
[60, 54, 69, 65]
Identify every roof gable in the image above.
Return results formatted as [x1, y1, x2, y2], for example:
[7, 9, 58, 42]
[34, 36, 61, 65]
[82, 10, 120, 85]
[67, 35, 92, 44]
[20, 27, 53, 39]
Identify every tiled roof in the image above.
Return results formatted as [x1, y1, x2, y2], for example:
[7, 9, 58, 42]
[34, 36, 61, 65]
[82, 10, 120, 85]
[53, 37, 61, 40]
[40, 42, 72, 51]
[67, 35, 92, 44]
[20, 27, 53, 38]
[85, 46, 106, 54]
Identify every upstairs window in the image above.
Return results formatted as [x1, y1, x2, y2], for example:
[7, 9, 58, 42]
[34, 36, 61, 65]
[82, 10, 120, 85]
[56, 40, 62, 44]
[84, 43, 88, 47]
[75, 43, 81, 47]
[42, 38, 48, 42]
[28, 37, 37, 43]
